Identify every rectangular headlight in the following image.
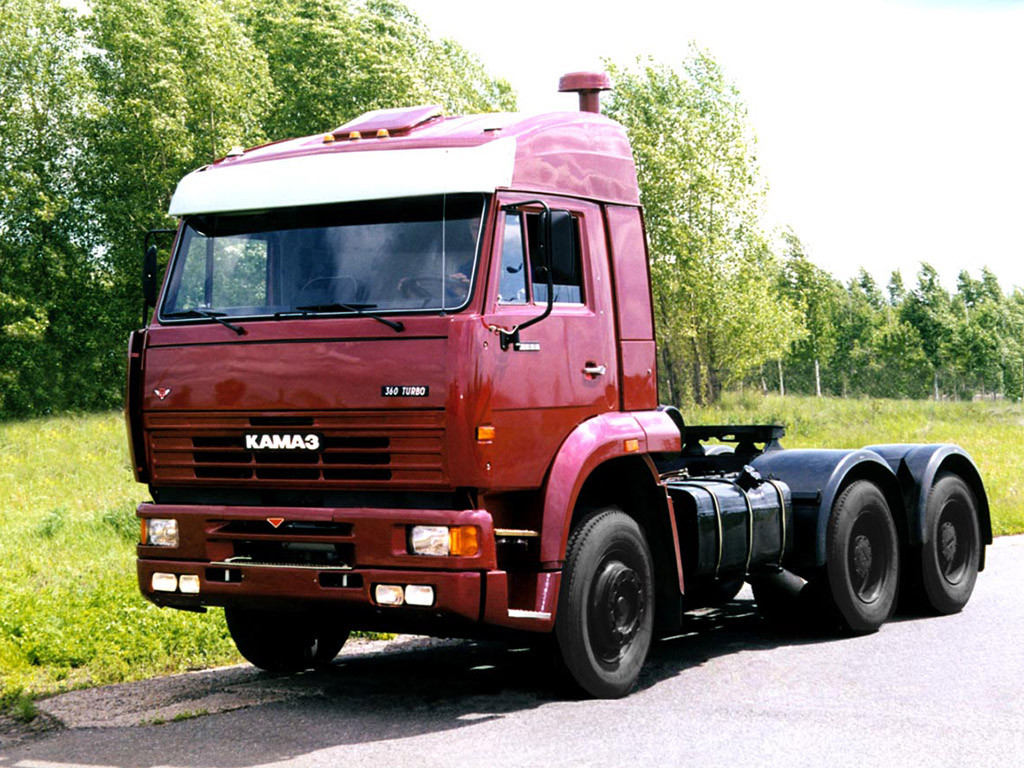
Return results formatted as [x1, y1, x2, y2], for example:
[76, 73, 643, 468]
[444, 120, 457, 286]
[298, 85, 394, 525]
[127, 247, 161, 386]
[178, 574, 201, 594]
[409, 525, 449, 556]
[146, 518, 178, 547]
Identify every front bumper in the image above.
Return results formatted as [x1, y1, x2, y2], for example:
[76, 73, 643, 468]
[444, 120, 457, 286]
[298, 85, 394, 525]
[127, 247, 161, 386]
[137, 503, 559, 632]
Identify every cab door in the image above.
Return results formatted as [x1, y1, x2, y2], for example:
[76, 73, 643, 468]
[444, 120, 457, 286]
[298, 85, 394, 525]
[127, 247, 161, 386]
[481, 195, 619, 490]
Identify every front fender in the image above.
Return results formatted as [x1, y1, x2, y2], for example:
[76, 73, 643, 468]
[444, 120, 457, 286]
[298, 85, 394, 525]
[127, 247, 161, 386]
[865, 443, 991, 562]
[752, 448, 904, 569]
[539, 410, 679, 565]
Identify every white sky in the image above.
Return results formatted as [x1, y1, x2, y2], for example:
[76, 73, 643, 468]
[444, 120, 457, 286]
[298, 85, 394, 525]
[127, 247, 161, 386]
[404, 0, 1024, 293]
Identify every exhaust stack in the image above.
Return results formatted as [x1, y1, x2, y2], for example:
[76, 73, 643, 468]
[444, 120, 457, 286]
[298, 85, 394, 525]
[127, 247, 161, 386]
[558, 71, 612, 114]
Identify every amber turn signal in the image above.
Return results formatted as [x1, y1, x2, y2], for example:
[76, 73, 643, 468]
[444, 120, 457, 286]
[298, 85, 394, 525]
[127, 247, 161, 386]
[624, 438, 640, 453]
[449, 525, 479, 557]
[476, 425, 496, 442]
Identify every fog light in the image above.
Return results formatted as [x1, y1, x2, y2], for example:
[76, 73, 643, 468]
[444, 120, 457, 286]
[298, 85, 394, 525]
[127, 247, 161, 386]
[151, 572, 178, 593]
[146, 518, 178, 547]
[375, 584, 405, 606]
[178, 574, 201, 594]
[409, 525, 449, 556]
[405, 584, 434, 607]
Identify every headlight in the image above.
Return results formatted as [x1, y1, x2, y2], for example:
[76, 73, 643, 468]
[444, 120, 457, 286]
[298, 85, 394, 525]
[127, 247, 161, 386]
[409, 525, 449, 556]
[146, 518, 179, 547]
[408, 525, 479, 556]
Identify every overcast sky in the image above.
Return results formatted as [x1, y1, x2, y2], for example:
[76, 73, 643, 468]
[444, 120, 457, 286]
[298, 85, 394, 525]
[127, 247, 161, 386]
[404, 0, 1024, 293]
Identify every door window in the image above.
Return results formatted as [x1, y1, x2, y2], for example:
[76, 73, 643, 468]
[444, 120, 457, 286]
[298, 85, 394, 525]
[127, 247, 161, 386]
[498, 210, 584, 305]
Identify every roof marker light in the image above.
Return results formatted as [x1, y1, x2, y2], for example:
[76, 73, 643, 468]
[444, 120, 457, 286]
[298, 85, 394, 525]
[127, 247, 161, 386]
[349, 131, 361, 141]
[322, 133, 335, 144]
[376, 128, 389, 138]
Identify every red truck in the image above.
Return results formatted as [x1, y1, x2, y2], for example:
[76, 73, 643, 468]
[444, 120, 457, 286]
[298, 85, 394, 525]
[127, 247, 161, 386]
[127, 72, 990, 697]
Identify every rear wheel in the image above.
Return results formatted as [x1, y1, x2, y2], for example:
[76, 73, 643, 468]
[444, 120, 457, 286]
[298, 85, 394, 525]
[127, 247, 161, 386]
[824, 480, 899, 633]
[225, 608, 349, 673]
[555, 508, 654, 698]
[917, 472, 981, 614]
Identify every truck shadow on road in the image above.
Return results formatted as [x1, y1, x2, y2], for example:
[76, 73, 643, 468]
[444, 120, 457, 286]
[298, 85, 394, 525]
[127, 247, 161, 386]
[5, 595, 865, 767]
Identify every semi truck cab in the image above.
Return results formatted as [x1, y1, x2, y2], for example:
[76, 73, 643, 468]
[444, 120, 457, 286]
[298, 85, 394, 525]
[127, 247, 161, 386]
[128, 73, 990, 697]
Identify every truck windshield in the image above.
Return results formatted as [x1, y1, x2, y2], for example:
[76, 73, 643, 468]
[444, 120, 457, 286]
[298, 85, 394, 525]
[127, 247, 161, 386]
[160, 194, 485, 321]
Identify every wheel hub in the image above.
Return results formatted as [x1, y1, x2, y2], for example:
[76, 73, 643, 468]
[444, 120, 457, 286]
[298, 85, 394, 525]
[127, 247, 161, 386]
[590, 560, 645, 663]
[852, 534, 873, 581]
[937, 501, 972, 585]
[847, 510, 891, 605]
[940, 521, 958, 568]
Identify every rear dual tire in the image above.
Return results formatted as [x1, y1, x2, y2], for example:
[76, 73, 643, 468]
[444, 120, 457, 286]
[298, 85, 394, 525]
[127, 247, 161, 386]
[755, 480, 899, 633]
[824, 480, 900, 632]
[913, 472, 981, 615]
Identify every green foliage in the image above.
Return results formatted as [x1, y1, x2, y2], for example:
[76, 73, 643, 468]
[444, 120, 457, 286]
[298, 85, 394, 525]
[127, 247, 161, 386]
[604, 52, 803, 405]
[765, 259, 1024, 402]
[243, 0, 514, 141]
[0, 687, 38, 723]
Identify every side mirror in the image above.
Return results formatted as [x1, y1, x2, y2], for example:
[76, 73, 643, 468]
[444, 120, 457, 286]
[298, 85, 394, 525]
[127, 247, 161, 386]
[143, 244, 159, 308]
[548, 210, 577, 284]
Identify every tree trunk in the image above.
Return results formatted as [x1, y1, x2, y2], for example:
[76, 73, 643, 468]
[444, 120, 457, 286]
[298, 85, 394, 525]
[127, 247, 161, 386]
[933, 369, 939, 401]
[814, 358, 822, 397]
[660, 340, 678, 406]
[777, 359, 785, 397]
[691, 337, 704, 406]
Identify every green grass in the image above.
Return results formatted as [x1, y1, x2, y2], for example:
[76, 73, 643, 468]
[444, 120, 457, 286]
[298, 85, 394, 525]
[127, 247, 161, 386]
[1, 398, 1021, 704]
[691, 392, 1024, 536]
[0, 413, 241, 706]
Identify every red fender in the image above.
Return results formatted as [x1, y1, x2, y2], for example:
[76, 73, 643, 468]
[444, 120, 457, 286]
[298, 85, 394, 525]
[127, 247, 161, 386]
[539, 410, 681, 566]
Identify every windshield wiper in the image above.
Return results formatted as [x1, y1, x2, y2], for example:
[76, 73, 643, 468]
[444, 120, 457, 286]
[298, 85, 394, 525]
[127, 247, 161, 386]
[291, 302, 405, 332]
[164, 309, 246, 335]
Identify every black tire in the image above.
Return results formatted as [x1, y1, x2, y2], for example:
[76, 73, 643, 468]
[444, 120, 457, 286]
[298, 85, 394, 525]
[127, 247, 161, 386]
[224, 608, 349, 673]
[917, 472, 981, 614]
[555, 508, 654, 698]
[824, 480, 899, 633]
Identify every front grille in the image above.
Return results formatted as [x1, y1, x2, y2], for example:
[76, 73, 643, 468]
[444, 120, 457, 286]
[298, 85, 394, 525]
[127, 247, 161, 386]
[147, 410, 447, 488]
[230, 540, 355, 568]
[213, 520, 353, 537]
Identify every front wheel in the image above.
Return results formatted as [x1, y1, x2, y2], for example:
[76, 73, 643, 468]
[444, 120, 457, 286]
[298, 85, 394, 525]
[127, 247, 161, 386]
[555, 508, 654, 698]
[824, 480, 899, 633]
[225, 608, 349, 673]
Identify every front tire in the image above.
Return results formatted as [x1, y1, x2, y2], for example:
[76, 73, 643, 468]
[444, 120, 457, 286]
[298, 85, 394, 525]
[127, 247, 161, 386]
[225, 608, 349, 673]
[824, 480, 899, 633]
[555, 508, 654, 698]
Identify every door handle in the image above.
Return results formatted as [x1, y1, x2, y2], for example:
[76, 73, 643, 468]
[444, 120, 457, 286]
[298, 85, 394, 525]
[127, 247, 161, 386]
[582, 363, 607, 377]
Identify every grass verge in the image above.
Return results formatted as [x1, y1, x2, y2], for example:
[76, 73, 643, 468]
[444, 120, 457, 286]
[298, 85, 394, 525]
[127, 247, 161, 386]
[0, 413, 241, 708]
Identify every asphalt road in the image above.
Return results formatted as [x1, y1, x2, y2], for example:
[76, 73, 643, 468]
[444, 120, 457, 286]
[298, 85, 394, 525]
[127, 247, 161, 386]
[2, 536, 1022, 768]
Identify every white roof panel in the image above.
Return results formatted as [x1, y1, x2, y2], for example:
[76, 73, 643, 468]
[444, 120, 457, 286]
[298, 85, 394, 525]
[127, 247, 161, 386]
[168, 138, 516, 216]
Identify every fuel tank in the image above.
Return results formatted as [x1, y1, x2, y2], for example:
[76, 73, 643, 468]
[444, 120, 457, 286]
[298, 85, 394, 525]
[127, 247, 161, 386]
[666, 471, 793, 581]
